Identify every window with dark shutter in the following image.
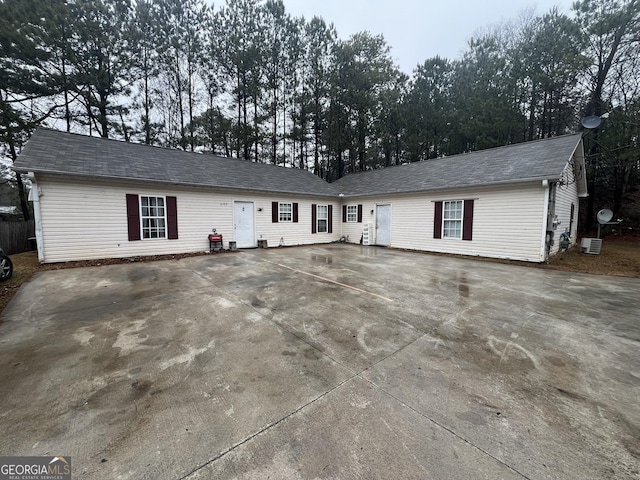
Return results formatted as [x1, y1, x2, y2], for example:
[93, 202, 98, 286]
[167, 196, 178, 240]
[272, 202, 279, 223]
[126, 194, 141, 241]
[462, 199, 474, 241]
[293, 203, 299, 223]
[433, 201, 443, 239]
[343, 205, 347, 223]
[357, 204, 363, 223]
[311, 204, 317, 234]
[328, 205, 333, 233]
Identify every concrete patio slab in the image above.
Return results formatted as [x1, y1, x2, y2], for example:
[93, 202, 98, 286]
[1, 244, 638, 479]
[190, 376, 524, 480]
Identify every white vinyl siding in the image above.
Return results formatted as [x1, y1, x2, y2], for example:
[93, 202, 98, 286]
[34, 160, 580, 264]
[552, 158, 580, 255]
[340, 183, 548, 262]
[35, 175, 340, 263]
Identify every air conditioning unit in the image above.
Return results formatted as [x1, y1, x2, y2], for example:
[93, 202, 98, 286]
[581, 237, 603, 255]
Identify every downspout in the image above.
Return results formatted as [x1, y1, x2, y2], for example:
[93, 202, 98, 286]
[540, 180, 550, 263]
[339, 193, 345, 241]
[26, 172, 44, 262]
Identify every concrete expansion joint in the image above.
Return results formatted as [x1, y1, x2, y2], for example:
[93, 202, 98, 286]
[360, 376, 533, 480]
[349, 329, 533, 480]
[178, 373, 361, 479]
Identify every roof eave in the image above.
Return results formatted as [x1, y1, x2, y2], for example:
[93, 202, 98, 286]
[340, 175, 560, 198]
[24, 169, 340, 198]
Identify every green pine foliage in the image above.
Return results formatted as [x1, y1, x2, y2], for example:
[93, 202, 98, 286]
[1, 0, 638, 226]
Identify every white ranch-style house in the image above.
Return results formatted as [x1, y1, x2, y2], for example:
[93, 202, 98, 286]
[14, 128, 587, 264]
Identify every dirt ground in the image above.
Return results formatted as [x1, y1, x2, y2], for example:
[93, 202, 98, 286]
[1, 237, 639, 314]
[543, 236, 640, 276]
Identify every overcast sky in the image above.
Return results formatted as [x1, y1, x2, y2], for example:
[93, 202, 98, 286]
[281, 0, 569, 75]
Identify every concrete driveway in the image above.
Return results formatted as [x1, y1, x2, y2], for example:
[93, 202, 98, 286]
[1, 245, 638, 479]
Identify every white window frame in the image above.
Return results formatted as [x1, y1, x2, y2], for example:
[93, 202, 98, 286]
[279, 202, 293, 222]
[346, 205, 358, 222]
[317, 204, 328, 233]
[140, 195, 167, 239]
[442, 200, 463, 239]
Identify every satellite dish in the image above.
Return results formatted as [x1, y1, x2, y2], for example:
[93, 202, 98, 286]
[597, 209, 613, 224]
[581, 115, 602, 129]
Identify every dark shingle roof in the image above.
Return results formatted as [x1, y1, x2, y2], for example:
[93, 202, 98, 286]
[333, 134, 582, 197]
[14, 128, 339, 197]
[14, 129, 582, 198]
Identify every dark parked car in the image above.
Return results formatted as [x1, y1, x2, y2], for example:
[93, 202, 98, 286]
[0, 248, 13, 281]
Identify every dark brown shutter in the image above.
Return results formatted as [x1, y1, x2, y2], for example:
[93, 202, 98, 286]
[167, 196, 178, 239]
[126, 194, 141, 241]
[462, 199, 474, 241]
[272, 201, 279, 223]
[311, 204, 317, 234]
[328, 205, 333, 233]
[293, 202, 299, 223]
[433, 201, 443, 239]
[570, 203, 575, 232]
[342, 205, 347, 223]
[357, 204, 363, 223]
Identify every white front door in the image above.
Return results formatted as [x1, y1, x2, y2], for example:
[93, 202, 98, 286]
[234, 201, 255, 248]
[375, 204, 391, 246]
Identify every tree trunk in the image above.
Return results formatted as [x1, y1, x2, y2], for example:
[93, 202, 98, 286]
[175, 56, 186, 150]
[5, 130, 31, 221]
[188, 56, 195, 152]
[144, 68, 151, 144]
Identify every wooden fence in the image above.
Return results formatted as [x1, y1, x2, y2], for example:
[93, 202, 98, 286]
[0, 219, 35, 254]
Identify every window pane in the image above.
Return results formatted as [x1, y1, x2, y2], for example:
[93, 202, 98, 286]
[442, 200, 463, 238]
[443, 220, 462, 238]
[140, 196, 167, 239]
[318, 219, 327, 233]
[347, 205, 357, 222]
[279, 203, 292, 222]
[443, 200, 462, 220]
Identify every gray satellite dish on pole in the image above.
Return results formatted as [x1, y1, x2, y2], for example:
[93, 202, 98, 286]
[581, 115, 602, 129]
[597, 209, 613, 224]
[596, 208, 619, 239]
